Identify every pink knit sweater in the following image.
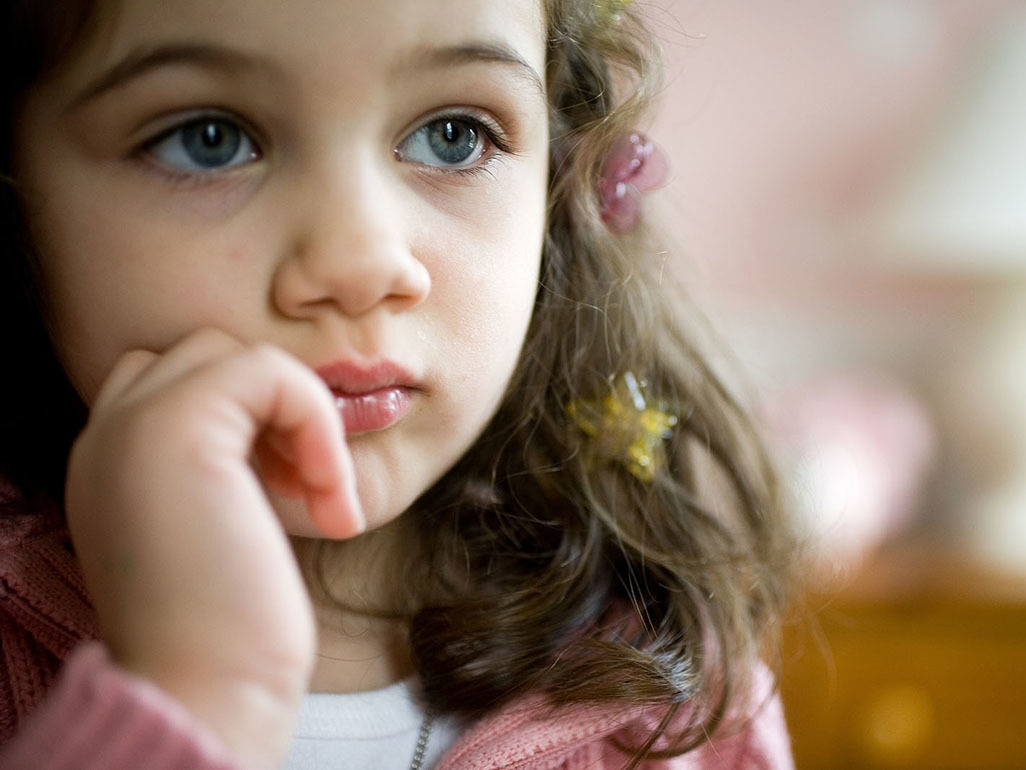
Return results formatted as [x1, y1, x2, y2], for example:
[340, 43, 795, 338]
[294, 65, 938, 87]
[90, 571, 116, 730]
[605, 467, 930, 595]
[0, 482, 793, 769]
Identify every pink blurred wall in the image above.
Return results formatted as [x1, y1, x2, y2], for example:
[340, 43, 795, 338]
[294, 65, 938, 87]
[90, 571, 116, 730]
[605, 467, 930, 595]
[641, 1, 1014, 573]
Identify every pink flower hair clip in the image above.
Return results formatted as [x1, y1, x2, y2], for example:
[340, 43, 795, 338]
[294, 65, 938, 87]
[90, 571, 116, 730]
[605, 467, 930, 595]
[597, 133, 669, 234]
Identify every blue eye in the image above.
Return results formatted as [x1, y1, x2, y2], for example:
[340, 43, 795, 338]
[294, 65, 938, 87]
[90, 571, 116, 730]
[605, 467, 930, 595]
[396, 116, 489, 168]
[146, 116, 260, 172]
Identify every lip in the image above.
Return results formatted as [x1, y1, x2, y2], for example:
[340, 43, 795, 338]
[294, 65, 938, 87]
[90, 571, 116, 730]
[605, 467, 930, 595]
[315, 360, 419, 435]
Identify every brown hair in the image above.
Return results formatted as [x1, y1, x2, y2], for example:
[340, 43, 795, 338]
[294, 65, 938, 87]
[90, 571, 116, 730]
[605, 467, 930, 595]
[396, 0, 796, 758]
[2, 0, 796, 762]
[1, 0, 94, 497]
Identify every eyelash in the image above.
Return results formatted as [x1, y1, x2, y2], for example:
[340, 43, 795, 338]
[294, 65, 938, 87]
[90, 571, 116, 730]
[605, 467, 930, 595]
[136, 108, 514, 184]
[138, 109, 262, 184]
[399, 109, 514, 179]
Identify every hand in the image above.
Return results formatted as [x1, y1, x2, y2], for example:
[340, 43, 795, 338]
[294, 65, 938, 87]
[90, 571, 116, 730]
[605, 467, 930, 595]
[64, 328, 364, 769]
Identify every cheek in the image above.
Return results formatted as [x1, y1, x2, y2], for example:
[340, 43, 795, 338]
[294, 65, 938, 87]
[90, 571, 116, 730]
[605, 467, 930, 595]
[33, 201, 261, 402]
[437, 165, 546, 316]
[433, 224, 542, 398]
[29, 206, 146, 399]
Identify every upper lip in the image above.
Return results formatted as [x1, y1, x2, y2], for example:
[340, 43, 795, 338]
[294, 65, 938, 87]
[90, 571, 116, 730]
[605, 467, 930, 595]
[314, 359, 419, 395]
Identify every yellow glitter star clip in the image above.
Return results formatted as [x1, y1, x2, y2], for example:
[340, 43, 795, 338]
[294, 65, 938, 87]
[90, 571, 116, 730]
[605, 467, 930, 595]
[567, 372, 678, 482]
[597, 0, 633, 22]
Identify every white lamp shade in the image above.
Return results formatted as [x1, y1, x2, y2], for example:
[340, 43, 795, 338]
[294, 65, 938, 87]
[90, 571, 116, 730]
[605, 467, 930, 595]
[874, 11, 1026, 272]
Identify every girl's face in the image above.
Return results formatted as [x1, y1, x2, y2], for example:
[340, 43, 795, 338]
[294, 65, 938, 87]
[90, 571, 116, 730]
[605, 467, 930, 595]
[15, 0, 549, 533]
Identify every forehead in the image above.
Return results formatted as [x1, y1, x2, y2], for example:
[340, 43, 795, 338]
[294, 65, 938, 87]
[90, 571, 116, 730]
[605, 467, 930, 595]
[71, 0, 547, 83]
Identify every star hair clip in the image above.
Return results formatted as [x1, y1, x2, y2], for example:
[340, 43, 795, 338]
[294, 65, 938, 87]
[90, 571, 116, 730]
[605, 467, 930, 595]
[598, 0, 634, 22]
[567, 372, 679, 482]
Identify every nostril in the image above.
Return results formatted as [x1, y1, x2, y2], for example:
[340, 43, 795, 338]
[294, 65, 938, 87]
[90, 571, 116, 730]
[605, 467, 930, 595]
[271, 239, 429, 319]
[400, 258, 431, 305]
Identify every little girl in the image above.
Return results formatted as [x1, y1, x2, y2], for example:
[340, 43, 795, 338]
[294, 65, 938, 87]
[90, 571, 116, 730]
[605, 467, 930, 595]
[0, 0, 796, 767]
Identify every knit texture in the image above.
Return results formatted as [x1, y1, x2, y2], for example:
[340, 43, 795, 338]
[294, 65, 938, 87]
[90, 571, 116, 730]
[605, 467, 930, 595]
[435, 667, 793, 769]
[0, 479, 97, 742]
[1, 478, 793, 769]
[0, 643, 242, 770]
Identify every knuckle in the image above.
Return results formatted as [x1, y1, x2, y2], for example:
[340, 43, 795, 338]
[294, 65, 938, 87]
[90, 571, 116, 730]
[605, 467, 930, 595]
[189, 326, 235, 347]
[246, 343, 307, 382]
[115, 348, 156, 370]
[249, 342, 289, 365]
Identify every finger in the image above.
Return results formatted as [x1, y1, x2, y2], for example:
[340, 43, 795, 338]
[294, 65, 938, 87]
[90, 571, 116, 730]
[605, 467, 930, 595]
[91, 328, 247, 416]
[253, 437, 305, 499]
[190, 344, 365, 538]
[111, 328, 248, 404]
[294, 425, 363, 539]
[90, 349, 160, 414]
[254, 435, 362, 538]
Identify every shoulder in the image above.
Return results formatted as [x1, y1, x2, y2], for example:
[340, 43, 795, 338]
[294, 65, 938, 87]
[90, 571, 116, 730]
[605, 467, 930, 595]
[672, 668, 795, 770]
[0, 477, 65, 550]
[0, 476, 99, 743]
[0, 476, 80, 604]
[434, 693, 628, 770]
[436, 663, 793, 770]
[0, 474, 95, 662]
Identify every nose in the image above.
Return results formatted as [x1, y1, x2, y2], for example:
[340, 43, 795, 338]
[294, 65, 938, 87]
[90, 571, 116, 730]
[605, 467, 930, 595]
[272, 157, 430, 320]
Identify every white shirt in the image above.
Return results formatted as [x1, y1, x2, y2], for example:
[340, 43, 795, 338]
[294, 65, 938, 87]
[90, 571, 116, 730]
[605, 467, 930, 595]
[282, 679, 462, 770]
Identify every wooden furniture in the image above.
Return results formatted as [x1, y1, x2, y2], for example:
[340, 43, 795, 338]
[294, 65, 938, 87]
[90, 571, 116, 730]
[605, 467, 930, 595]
[780, 548, 1026, 768]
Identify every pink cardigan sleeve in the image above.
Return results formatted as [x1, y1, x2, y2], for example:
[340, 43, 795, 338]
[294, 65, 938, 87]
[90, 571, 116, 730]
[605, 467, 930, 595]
[0, 643, 245, 770]
[604, 664, 794, 769]
[670, 685, 794, 769]
[437, 662, 794, 770]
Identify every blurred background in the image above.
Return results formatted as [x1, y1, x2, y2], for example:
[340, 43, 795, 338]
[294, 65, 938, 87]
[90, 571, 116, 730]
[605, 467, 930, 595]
[643, 1, 1026, 767]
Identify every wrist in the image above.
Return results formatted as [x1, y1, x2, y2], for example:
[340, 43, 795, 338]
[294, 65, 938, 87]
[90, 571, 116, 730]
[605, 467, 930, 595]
[119, 657, 308, 770]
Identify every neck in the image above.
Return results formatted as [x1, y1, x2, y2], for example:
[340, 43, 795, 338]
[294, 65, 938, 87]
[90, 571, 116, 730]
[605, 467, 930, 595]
[308, 606, 413, 693]
[292, 523, 417, 693]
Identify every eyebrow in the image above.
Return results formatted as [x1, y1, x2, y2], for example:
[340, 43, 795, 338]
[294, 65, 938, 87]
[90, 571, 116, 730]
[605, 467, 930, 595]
[69, 43, 274, 110]
[70, 39, 546, 111]
[399, 41, 546, 97]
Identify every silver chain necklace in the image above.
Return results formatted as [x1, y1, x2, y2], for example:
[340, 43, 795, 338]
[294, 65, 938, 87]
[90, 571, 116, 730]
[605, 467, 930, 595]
[409, 712, 434, 770]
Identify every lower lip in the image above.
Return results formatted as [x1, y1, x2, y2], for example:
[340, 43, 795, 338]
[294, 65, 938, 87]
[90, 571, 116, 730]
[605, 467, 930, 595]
[334, 387, 412, 434]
